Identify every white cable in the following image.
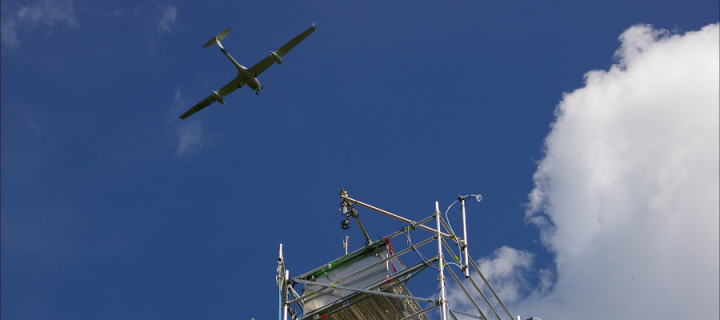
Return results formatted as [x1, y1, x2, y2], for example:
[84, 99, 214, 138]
[406, 228, 439, 271]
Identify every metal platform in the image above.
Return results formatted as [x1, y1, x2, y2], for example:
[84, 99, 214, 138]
[274, 189, 515, 320]
[316, 281, 431, 320]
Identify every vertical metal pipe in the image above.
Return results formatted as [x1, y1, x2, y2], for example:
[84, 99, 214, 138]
[278, 280, 282, 320]
[436, 201, 448, 320]
[460, 197, 469, 278]
[278, 244, 284, 320]
[283, 270, 289, 320]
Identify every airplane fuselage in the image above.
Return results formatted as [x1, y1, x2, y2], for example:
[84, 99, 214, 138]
[221, 48, 262, 94]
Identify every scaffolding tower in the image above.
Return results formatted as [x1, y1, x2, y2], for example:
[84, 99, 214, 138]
[275, 189, 515, 320]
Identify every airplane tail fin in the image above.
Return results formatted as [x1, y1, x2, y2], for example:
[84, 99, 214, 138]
[203, 28, 231, 48]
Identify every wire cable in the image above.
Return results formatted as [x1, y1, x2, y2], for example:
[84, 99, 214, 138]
[444, 194, 482, 242]
[405, 228, 439, 271]
[443, 194, 482, 266]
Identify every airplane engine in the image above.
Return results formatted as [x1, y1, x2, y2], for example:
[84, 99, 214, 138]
[271, 51, 283, 64]
[212, 91, 227, 106]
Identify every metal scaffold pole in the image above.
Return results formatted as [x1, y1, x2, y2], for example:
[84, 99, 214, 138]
[460, 196, 470, 278]
[277, 244, 284, 320]
[283, 269, 289, 320]
[436, 201, 448, 320]
[264, 189, 516, 320]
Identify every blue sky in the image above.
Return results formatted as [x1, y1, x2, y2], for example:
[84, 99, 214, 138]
[2, 1, 718, 319]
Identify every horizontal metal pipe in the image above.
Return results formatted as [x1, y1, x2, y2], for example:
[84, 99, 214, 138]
[296, 235, 437, 304]
[342, 195, 452, 238]
[364, 256, 437, 290]
[296, 283, 396, 320]
[294, 258, 437, 320]
[384, 214, 437, 241]
[289, 254, 437, 306]
[296, 216, 435, 280]
[297, 271, 423, 320]
[292, 278, 437, 303]
[335, 236, 435, 284]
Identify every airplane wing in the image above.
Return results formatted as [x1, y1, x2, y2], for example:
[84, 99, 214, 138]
[179, 94, 217, 119]
[247, 24, 316, 77]
[216, 76, 244, 97]
[179, 77, 244, 119]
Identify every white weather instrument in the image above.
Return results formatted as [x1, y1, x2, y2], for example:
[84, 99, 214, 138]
[179, 24, 315, 119]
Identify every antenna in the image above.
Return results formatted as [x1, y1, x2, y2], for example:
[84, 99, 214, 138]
[342, 236, 349, 255]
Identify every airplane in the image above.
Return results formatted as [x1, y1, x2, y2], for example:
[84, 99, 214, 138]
[179, 24, 315, 119]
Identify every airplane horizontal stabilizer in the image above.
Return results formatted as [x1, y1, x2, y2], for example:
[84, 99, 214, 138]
[203, 28, 232, 48]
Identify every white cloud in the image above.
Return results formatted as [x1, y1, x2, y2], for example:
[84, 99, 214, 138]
[513, 23, 719, 319]
[158, 4, 177, 34]
[445, 246, 535, 320]
[1, 19, 20, 48]
[1, 0, 77, 48]
[475, 246, 534, 303]
[168, 89, 221, 156]
[175, 120, 205, 155]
